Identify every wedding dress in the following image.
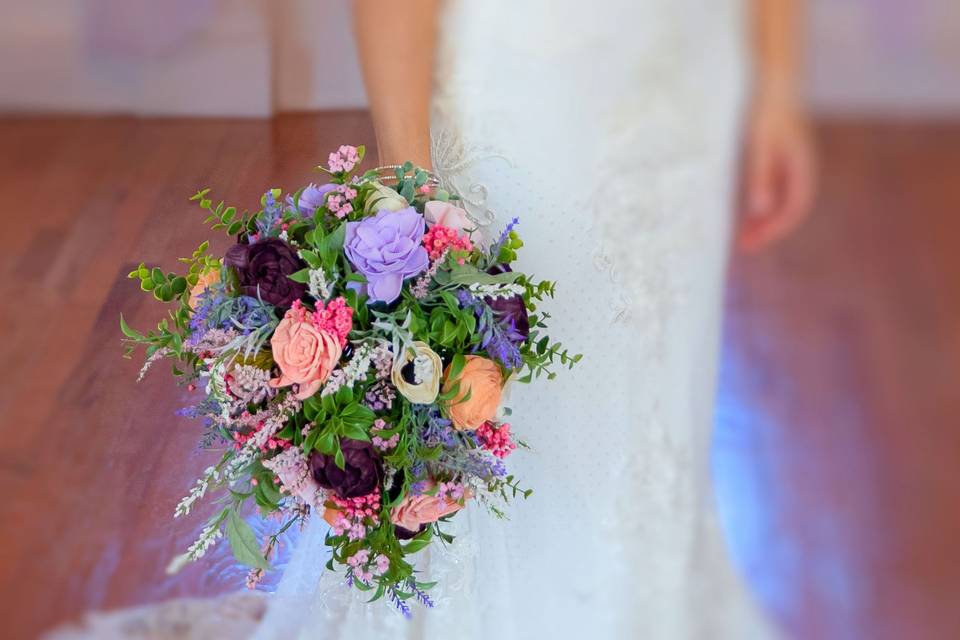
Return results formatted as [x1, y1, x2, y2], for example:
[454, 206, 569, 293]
[51, 1, 779, 638]
[251, 0, 776, 638]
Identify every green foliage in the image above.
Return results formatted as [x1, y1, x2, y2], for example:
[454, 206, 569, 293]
[190, 188, 257, 236]
[302, 385, 377, 466]
[127, 261, 189, 303]
[225, 508, 270, 570]
[177, 241, 219, 287]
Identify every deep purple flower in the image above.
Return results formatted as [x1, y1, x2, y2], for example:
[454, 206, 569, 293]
[486, 265, 529, 342]
[344, 207, 429, 304]
[224, 238, 306, 309]
[287, 183, 336, 216]
[310, 439, 382, 498]
[394, 523, 427, 540]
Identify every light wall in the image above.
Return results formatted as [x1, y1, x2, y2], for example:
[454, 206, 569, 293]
[1, 0, 957, 117]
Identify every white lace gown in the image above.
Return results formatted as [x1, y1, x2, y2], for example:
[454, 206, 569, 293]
[51, 1, 777, 638]
[253, 0, 777, 638]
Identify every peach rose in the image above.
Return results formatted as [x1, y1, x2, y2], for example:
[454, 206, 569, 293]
[390, 487, 468, 532]
[322, 507, 342, 527]
[188, 267, 221, 310]
[442, 355, 503, 431]
[269, 310, 341, 400]
[424, 201, 475, 237]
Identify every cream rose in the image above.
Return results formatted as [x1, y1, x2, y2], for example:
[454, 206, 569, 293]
[363, 182, 408, 214]
[442, 355, 504, 431]
[268, 310, 342, 400]
[391, 341, 442, 404]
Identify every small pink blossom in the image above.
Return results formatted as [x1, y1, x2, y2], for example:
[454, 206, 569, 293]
[476, 422, 517, 459]
[326, 185, 358, 219]
[422, 225, 473, 262]
[328, 145, 360, 173]
[374, 554, 390, 576]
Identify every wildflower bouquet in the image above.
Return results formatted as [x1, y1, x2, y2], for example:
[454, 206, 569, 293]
[121, 145, 578, 614]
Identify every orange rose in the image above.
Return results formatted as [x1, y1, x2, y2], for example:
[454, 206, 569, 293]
[187, 267, 221, 310]
[442, 355, 503, 431]
[390, 487, 468, 532]
[269, 310, 341, 400]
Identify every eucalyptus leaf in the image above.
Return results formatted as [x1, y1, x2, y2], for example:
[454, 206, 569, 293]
[225, 510, 270, 570]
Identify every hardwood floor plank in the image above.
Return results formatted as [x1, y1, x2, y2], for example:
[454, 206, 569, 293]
[0, 114, 957, 639]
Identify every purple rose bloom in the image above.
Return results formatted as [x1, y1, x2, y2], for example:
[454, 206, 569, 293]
[224, 238, 306, 309]
[486, 265, 529, 342]
[287, 183, 336, 216]
[344, 207, 429, 304]
[310, 439, 382, 498]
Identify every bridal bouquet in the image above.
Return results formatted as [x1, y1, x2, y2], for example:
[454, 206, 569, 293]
[121, 145, 578, 614]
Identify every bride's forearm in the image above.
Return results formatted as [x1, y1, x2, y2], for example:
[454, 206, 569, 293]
[752, 0, 804, 106]
[353, 0, 439, 169]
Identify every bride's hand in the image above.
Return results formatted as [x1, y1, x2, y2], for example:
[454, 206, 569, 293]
[737, 89, 817, 253]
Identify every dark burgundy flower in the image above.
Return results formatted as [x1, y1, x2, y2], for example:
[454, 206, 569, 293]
[394, 523, 427, 540]
[224, 238, 306, 309]
[486, 264, 529, 342]
[310, 439, 382, 499]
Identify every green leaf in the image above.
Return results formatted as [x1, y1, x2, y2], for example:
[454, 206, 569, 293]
[340, 402, 375, 430]
[171, 277, 188, 295]
[448, 263, 520, 286]
[342, 422, 370, 442]
[402, 527, 434, 555]
[447, 353, 466, 381]
[334, 447, 346, 470]
[317, 430, 337, 455]
[288, 268, 311, 284]
[225, 510, 269, 570]
[299, 249, 322, 269]
[119, 314, 144, 340]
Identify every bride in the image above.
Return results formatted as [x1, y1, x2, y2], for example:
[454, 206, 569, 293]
[53, 0, 814, 638]
[256, 0, 813, 637]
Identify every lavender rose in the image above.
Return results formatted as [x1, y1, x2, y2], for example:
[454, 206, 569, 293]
[310, 439, 382, 498]
[224, 238, 306, 309]
[287, 183, 336, 216]
[344, 207, 429, 304]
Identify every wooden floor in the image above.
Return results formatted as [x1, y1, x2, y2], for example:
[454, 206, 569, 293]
[0, 113, 957, 639]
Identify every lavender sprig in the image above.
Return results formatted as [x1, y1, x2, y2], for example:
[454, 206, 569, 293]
[406, 580, 436, 608]
[489, 216, 520, 259]
[389, 588, 412, 619]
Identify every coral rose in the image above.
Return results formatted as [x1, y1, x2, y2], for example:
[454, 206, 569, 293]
[188, 267, 221, 310]
[442, 356, 504, 431]
[390, 487, 468, 533]
[269, 309, 341, 400]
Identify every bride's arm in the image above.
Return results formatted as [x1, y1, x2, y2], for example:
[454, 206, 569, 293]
[353, 0, 439, 169]
[739, 0, 817, 252]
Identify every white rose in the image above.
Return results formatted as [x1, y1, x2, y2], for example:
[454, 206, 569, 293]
[391, 341, 442, 404]
[364, 182, 408, 214]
